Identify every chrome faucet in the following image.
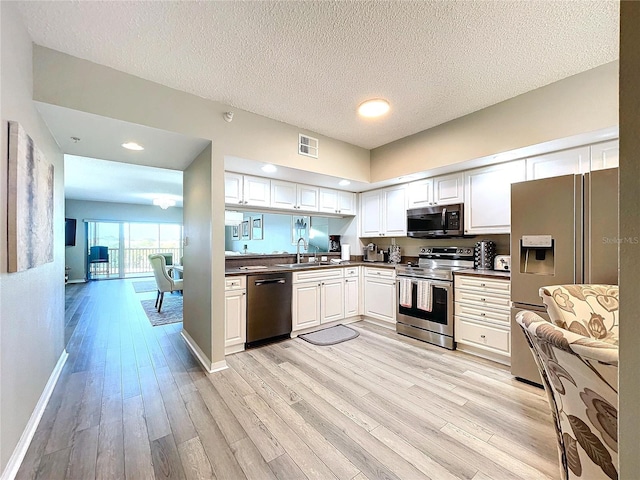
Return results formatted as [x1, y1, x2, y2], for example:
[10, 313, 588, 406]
[296, 237, 308, 264]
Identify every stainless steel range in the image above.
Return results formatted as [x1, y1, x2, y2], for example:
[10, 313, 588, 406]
[396, 246, 474, 349]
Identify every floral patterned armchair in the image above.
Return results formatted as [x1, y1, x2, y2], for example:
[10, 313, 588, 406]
[539, 284, 619, 345]
[516, 310, 618, 480]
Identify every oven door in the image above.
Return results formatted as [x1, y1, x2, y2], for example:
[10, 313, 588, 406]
[396, 277, 453, 337]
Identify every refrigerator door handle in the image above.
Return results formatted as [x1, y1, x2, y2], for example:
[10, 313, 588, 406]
[575, 174, 585, 284]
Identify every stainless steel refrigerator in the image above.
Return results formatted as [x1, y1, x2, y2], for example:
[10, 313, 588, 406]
[510, 168, 618, 385]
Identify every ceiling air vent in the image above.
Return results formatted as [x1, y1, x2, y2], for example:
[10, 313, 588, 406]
[298, 134, 318, 158]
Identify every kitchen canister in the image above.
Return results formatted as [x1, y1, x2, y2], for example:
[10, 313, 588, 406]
[341, 244, 351, 261]
[474, 240, 496, 270]
[389, 245, 402, 264]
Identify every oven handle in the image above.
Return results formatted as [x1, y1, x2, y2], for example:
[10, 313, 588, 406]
[396, 277, 452, 289]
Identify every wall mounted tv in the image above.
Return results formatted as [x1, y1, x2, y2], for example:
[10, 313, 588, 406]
[65, 218, 77, 247]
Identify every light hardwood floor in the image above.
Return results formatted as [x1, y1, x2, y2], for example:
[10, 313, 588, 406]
[16, 279, 559, 480]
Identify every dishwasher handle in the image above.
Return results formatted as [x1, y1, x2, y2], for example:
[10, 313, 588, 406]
[254, 278, 287, 286]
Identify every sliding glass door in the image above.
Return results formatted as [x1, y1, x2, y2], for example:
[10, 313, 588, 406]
[86, 221, 183, 279]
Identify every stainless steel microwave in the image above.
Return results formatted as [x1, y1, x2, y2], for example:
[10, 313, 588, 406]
[406, 204, 464, 238]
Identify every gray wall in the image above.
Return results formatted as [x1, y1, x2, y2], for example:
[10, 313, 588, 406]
[183, 145, 214, 364]
[619, 3, 639, 476]
[65, 199, 183, 281]
[0, 3, 65, 471]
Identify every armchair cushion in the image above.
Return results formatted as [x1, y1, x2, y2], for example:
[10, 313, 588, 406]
[539, 285, 618, 345]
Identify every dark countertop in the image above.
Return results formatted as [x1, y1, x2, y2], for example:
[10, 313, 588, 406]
[455, 268, 511, 279]
[225, 261, 397, 276]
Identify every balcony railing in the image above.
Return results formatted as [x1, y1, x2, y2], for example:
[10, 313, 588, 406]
[89, 247, 183, 278]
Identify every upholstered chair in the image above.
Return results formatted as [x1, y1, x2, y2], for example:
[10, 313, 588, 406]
[539, 285, 619, 345]
[148, 254, 184, 312]
[515, 310, 618, 480]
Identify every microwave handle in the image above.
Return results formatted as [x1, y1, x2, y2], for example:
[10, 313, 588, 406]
[441, 207, 447, 233]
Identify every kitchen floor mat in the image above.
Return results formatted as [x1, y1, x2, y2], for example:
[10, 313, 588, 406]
[298, 324, 359, 346]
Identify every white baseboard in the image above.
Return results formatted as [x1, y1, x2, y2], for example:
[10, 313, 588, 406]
[180, 330, 227, 374]
[1, 349, 68, 480]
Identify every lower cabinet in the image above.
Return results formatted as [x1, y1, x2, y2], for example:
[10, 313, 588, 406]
[292, 268, 345, 332]
[363, 267, 396, 325]
[224, 276, 246, 355]
[344, 276, 360, 317]
[454, 274, 511, 364]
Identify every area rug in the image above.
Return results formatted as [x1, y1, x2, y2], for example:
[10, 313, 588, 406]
[140, 295, 182, 326]
[299, 325, 359, 346]
[132, 280, 158, 293]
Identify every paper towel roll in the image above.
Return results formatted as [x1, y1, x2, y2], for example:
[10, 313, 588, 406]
[341, 244, 351, 261]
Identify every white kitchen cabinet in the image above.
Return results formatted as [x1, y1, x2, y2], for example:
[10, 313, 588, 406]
[363, 267, 396, 325]
[321, 279, 345, 324]
[360, 185, 407, 237]
[344, 266, 360, 318]
[271, 180, 319, 212]
[319, 188, 356, 215]
[407, 173, 464, 209]
[525, 146, 590, 180]
[225, 173, 271, 207]
[591, 140, 619, 171]
[292, 268, 345, 332]
[454, 274, 511, 365]
[464, 160, 526, 234]
[224, 276, 246, 355]
[292, 282, 322, 331]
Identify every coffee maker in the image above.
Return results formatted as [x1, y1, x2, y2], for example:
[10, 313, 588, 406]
[364, 243, 384, 262]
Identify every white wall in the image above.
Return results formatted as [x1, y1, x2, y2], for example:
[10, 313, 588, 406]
[0, 3, 65, 472]
[65, 199, 183, 281]
[370, 61, 619, 183]
[619, 3, 639, 476]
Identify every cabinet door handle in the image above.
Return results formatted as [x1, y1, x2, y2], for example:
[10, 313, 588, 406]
[480, 313, 485, 316]
[480, 283, 486, 287]
[480, 334, 486, 339]
[480, 298, 486, 302]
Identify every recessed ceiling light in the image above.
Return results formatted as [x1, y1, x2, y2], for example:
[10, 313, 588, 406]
[358, 98, 390, 118]
[122, 142, 144, 151]
[261, 164, 277, 173]
[153, 197, 176, 209]
[338, 179, 351, 186]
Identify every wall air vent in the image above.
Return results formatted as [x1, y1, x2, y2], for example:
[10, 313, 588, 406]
[298, 134, 318, 158]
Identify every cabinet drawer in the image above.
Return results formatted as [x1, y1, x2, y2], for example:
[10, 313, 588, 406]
[455, 275, 510, 295]
[454, 302, 510, 326]
[225, 276, 246, 290]
[344, 266, 360, 277]
[363, 267, 395, 279]
[454, 287, 510, 309]
[293, 268, 343, 283]
[455, 317, 511, 355]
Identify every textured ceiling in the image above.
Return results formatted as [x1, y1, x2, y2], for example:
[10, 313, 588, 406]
[16, 1, 619, 149]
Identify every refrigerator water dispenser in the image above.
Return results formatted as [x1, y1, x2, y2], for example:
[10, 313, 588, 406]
[519, 235, 555, 275]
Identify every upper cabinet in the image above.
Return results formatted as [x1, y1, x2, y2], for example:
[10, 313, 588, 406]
[318, 189, 356, 215]
[271, 180, 319, 212]
[360, 184, 407, 237]
[408, 173, 464, 208]
[225, 173, 355, 215]
[225, 173, 271, 207]
[525, 146, 590, 180]
[464, 160, 526, 235]
[590, 140, 619, 171]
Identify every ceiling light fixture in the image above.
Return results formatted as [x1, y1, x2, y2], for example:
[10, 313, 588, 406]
[261, 164, 277, 173]
[70, 136, 81, 143]
[358, 98, 390, 118]
[122, 142, 144, 151]
[153, 197, 176, 210]
[338, 179, 351, 186]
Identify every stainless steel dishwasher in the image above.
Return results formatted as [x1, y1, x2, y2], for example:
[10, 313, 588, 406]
[246, 272, 292, 348]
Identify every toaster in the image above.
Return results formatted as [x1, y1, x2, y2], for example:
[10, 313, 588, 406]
[494, 255, 511, 271]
